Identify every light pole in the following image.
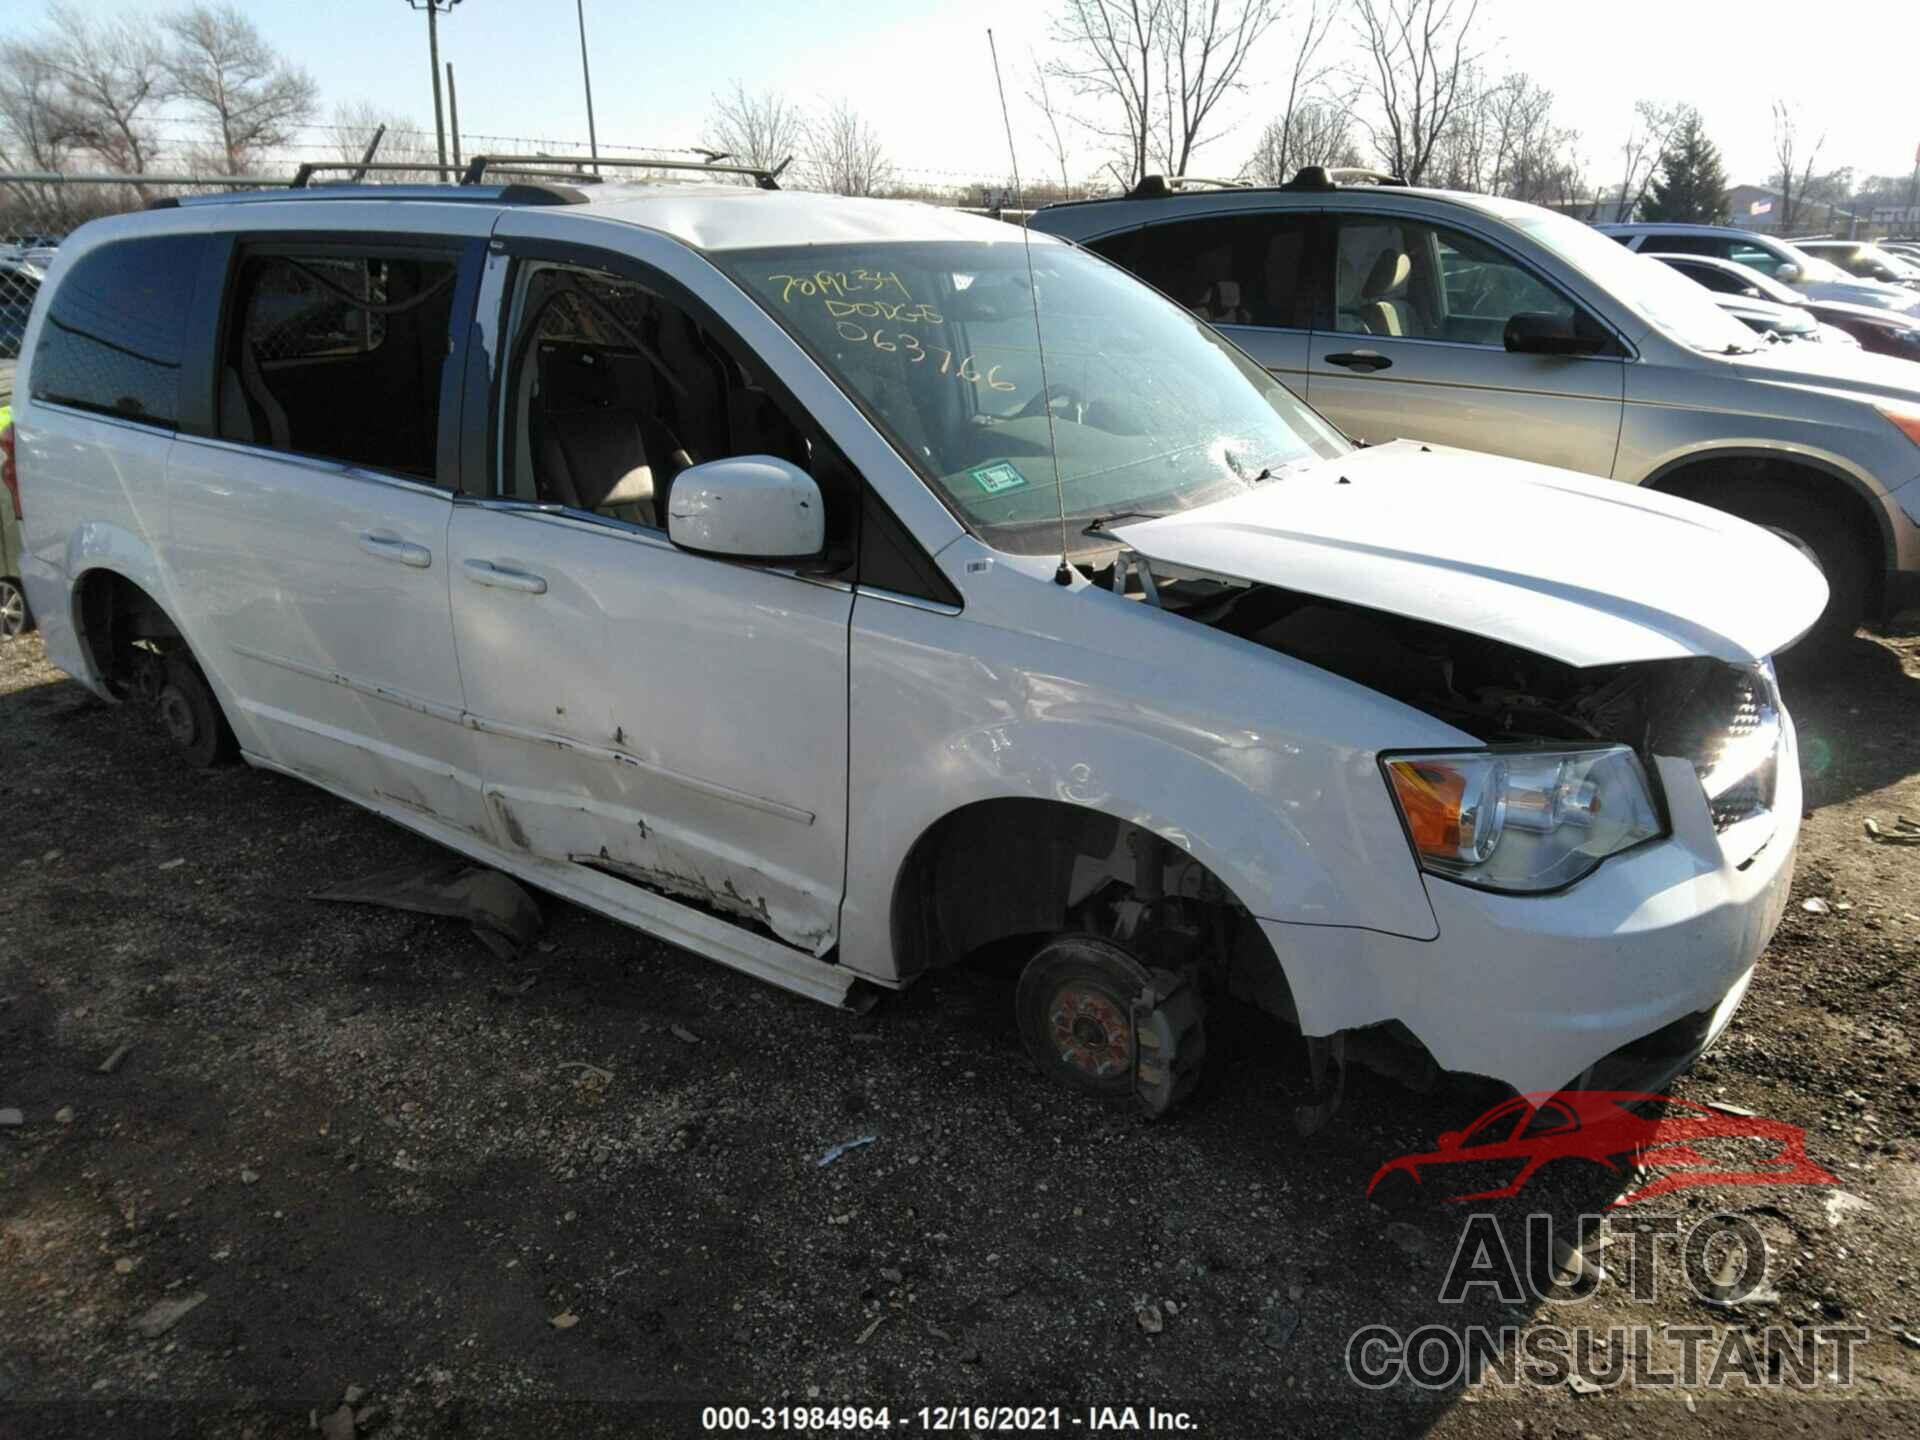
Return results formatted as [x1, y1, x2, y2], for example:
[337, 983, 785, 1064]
[576, 0, 599, 175]
[405, 0, 463, 172]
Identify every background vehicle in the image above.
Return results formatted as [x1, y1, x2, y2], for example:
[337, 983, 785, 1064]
[1704, 289, 1829, 343]
[1033, 171, 1920, 643]
[0, 258, 43, 360]
[1794, 239, 1920, 289]
[1601, 223, 1920, 312]
[0, 411, 26, 637]
[1648, 252, 1920, 360]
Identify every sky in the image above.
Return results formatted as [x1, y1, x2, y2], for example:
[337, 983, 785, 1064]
[22, 0, 1920, 192]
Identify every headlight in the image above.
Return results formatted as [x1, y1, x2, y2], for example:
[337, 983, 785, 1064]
[1384, 745, 1663, 893]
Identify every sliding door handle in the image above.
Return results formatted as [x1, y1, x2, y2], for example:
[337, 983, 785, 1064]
[462, 558, 549, 595]
[358, 532, 432, 568]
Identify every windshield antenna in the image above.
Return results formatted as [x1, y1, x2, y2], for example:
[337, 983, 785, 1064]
[988, 28, 1073, 587]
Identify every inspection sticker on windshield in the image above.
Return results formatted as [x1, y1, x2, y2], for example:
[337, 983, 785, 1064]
[970, 462, 1028, 496]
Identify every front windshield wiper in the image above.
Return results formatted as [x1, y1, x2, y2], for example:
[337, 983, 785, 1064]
[1082, 511, 1165, 536]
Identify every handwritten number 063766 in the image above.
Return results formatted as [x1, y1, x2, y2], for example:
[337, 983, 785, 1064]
[835, 319, 1016, 390]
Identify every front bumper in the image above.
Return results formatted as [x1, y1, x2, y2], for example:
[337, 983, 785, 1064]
[1261, 727, 1801, 1098]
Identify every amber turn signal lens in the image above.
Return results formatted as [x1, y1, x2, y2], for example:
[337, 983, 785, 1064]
[1387, 759, 1467, 857]
[1878, 403, 1920, 450]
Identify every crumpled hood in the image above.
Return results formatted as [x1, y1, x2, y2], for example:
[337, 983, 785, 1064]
[1118, 441, 1829, 668]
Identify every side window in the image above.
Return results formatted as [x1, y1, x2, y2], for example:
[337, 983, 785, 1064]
[1679, 264, 1745, 295]
[498, 262, 857, 558]
[1334, 218, 1574, 346]
[220, 247, 458, 481]
[1725, 243, 1788, 278]
[1093, 214, 1314, 329]
[30, 234, 208, 427]
[1645, 233, 1716, 257]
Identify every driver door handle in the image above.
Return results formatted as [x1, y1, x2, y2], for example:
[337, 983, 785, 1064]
[1325, 351, 1393, 373]
[462, 558, 548, 595]
[357, 531, 432, 568]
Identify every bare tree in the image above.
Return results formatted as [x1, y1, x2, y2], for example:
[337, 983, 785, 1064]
[1610, 99, 1684, 223]
[1242, 0, 1350, 183]
[1047, 0, 1280, 187]
[702, 82, 805, 185]
[0, 41, 75, 174]
[1771, 98, 1826, 233]
[1246, 100, 1361, 183]
[801, 99, 895, 198]
[1152, 0, 1284, 175]
[1351, 0, 1483, 184]
[1048, 0, 1164, 186]
[34, 2, 168, 175]
[1028, 54, 1076, 193]
[162, 2, 318, 176]
[329, 101, 441, 183]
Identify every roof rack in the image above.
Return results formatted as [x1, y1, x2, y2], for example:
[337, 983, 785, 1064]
[152, 181, 590, 210]
[459, 153, 791, 190]
[1282, 166, 1410, 192]
[1125, 174, 1249, 200]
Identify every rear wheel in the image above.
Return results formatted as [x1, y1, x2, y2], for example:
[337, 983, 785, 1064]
[155, 654, 237, 769]
[0, 578, 28, 639]
[1713, 479, 1869, 651]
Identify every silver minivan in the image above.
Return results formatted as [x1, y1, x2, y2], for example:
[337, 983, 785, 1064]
[1032, 173, 1920, 645]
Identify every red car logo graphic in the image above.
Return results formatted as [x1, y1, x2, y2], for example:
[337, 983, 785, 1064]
[1367, 1091, 1838, 1208]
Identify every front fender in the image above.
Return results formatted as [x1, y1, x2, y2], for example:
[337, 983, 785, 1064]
[838, 545, 1468, 984]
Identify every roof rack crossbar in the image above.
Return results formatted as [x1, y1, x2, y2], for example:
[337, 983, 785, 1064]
[459, 153, 790, 190]
[1125, 173, 1250, 200]
[291, 160, 468, 187]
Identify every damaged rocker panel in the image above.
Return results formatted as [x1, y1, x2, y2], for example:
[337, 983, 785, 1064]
[228, 642, 815, 824]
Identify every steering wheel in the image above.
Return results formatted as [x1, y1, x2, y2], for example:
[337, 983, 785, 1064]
[1016, 385, 1086, 424]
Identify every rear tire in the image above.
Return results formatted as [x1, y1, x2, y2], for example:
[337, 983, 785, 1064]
[1711, 479, 1869, 652]
[156, 654, 237, 769]
[0, 578, 29, 639]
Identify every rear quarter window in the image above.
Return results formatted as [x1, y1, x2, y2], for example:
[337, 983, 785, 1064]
[30, 234, 209, 428]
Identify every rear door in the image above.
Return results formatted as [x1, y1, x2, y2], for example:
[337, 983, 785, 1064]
[1306, 213, 1626, 477]
[164, 229, 488, 833]
[1089, 210, 1320, 395]
[444, 235, 856, 955]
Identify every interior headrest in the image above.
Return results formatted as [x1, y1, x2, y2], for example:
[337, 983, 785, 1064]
[1364, 250, 1411, 298]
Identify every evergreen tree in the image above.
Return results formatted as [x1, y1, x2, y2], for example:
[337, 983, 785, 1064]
[1642, 111, 1730, 224]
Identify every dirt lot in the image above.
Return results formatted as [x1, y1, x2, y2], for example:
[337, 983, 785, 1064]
[2, 620, 1919, 1440]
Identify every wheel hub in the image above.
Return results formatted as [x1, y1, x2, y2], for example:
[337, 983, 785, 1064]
[1047, 984, 1133, 1080]
[0, 584, 23, 639]
[157, 686, 197, 748]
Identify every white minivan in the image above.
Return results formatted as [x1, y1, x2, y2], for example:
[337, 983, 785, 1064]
[5, 173, 1826, 1117]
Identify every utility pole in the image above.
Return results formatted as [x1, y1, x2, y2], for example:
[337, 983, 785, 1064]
[446, 62, 462, 172]
[405, 1, 462, 171]
[576, 0, 599, 175]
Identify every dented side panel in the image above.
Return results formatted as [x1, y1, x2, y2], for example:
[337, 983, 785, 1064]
[445, 503, 850, 955]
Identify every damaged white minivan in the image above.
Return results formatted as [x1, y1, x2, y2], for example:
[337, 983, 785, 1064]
[8, 170, 1825, 1120]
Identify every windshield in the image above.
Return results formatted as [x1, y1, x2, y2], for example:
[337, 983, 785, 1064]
[718, 240, 1347, 556]
[1516, 214, 1760, 353]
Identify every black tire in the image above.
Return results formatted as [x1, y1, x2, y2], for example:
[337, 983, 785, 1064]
[1711, 479, 1869, 652]
[0, 577, 29, 639]
[155, 654, 237, 768]
[1015, 935, 1154, 1101]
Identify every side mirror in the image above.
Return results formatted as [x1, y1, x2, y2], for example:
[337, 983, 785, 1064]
[1775, 263, 1802, 284]
[667, 455, 825, 562]
[1504, 310, 1609, 357]
[1743, 287, 1763, 299]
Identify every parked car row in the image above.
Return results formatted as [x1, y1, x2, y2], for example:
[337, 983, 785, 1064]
[1647, 251, 1920, 360]
[0, 164, 1893, 1124]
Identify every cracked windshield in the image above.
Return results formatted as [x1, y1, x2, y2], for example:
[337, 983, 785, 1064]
[722, 241, 1347, 555]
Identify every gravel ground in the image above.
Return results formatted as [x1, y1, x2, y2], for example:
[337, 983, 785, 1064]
[2, 621, 1919, 1440]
